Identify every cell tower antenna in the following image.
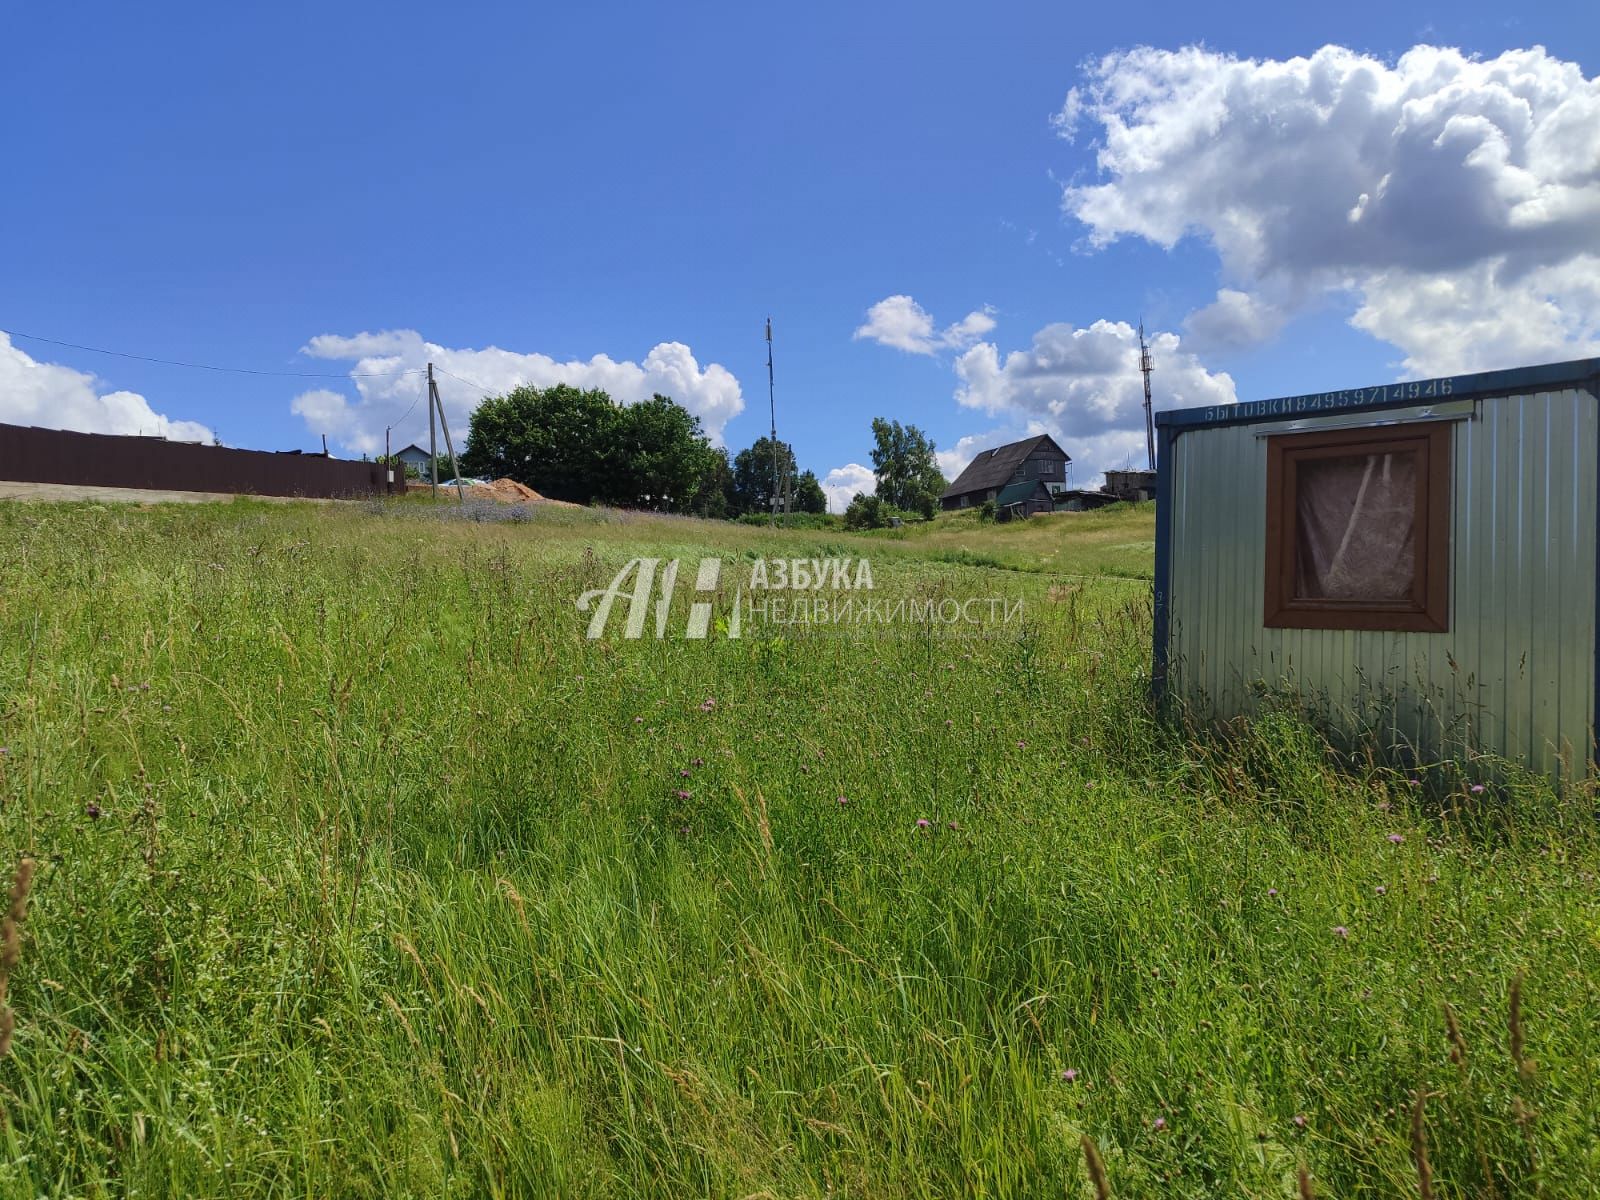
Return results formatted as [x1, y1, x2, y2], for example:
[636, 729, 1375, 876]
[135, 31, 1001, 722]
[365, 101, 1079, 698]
[767, 317, 784, 528]
[1138, 319, 1155, 471]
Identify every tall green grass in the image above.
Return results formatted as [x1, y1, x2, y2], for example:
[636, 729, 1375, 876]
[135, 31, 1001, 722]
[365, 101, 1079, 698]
[0, 499, 1596, 1197]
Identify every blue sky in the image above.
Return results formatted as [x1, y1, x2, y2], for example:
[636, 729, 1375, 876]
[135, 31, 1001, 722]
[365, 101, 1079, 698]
[3, 1, 1596, 507]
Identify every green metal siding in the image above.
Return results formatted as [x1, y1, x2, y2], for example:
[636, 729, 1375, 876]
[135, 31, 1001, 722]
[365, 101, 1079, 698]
[1167, 389, 1598, 775]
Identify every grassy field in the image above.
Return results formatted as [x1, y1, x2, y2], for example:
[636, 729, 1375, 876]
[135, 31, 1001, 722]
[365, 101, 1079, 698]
[0, 497, 1597, 1198]
[858, 504, 1157, 579]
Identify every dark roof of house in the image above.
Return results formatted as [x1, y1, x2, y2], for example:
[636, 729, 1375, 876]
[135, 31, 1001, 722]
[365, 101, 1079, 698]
[995, 480, 1052, 507]
[941, 435, 1070, 499]
[394, 443, 431, 458]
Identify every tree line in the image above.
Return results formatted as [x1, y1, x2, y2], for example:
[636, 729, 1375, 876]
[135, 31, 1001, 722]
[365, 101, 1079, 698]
[452, 382, 945, 523]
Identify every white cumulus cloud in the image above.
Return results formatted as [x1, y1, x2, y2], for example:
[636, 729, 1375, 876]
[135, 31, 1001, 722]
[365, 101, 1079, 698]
[293, 329, 745, 456]
[953, 319, 1235, 477]
[853, 301, 1236, 482]
[1183, 289, 1288, 355]
[1059, 43, 1600, 374]
[0, 333, 213, 442]
[818, 463, 877, 513]
[854, 295, 996, 355]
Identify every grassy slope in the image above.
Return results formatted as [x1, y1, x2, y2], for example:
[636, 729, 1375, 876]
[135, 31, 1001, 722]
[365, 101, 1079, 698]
[861, 503, 1157, 579]
[0, 499, 1595, 1198]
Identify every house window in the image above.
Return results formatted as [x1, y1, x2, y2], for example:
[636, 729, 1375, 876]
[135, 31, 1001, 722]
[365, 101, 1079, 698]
[1264, 422, 1450, 632]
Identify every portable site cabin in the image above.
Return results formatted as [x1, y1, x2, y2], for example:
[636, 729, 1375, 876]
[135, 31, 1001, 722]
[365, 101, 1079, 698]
[1153, 357, 1600, 776]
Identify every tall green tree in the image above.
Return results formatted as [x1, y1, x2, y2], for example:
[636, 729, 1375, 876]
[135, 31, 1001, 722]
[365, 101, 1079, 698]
[688, 447, 735, 518]
[869, 418, 946, 517]
[460, 384, 619, 502]
[731, 436, 799, 515]
[794, 470, 826, 514]
[460, 384, 718, 513]
[609, 394, 720, 511]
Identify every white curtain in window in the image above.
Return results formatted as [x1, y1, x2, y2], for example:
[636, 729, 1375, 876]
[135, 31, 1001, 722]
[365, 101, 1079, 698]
[1294, 451, 1416, 600]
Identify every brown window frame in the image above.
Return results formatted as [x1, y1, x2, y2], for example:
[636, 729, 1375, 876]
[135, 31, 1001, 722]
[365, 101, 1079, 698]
[1263, 421, 1451, 632]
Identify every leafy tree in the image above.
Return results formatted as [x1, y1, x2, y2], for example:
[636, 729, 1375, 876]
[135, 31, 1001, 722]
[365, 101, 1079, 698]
[869, 418, 946, 516]
[460, 384, 620, 503]
[460, 384, 717, 513]
[843, 493, 887, 531]
[731, 436, 799, 516]
[686, 446, 735, 518]
[793, 469, 826, 514]
[609, 394, 720, 511]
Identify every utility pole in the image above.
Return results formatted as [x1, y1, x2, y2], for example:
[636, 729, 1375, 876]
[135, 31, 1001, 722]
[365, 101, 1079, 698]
[428, 367, 466, 503]
[766, 317, 782, 527]
[1138, 321, 1155, 472]
[428, 362, 439, 498]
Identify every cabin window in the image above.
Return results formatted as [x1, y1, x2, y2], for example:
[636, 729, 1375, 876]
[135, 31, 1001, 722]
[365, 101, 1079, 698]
[1264, 422, 1450, 632]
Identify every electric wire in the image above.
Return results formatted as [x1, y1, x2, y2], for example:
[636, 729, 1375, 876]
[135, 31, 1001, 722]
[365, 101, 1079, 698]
[0, 326, 427, 380]
[433, 366, 498, 396]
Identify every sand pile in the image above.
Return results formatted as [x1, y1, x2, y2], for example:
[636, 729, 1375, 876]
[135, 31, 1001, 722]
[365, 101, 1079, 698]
[409, 477, 579, 506]
[467, 477, 544, 502]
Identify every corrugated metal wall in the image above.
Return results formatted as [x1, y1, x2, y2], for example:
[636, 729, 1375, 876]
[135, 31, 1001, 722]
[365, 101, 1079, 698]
[1168, 388, 1598, 774]
[0, 422, 399, 498]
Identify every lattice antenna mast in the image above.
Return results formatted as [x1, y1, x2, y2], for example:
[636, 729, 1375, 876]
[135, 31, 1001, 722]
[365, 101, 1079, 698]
[1138, 320, 1155, 471]
[766, 317, 784, 527]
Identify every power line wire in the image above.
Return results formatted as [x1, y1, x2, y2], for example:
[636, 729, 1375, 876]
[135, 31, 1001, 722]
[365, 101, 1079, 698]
[0, 326, 427, 380]
[388, 392, 423, 432]
[433, 366, 498, 396]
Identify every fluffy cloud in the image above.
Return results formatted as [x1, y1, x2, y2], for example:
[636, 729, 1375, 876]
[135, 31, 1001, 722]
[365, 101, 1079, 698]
[852, 295, 1238, 481]
[293, 329, 744, 455]
[0, 333, 213, 442]
[935, 431, 1007, 482]
[1182, 289, 1288, 354]
[818, 463, 876, 513]
[953, 319, 1235, 475]
[854, 295, 996, 355]
[1060, 44, 1600, 373]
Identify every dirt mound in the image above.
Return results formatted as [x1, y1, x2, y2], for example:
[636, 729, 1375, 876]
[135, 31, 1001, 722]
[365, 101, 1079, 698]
[467, 478, 581, 506]
[466, 477, 542, 502]
[408, 477, 579, 506]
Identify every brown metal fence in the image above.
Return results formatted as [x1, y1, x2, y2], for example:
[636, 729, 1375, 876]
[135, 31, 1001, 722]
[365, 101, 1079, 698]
[0, 422, 402, 498]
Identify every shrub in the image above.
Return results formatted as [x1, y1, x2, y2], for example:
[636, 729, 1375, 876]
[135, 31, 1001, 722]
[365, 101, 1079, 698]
[843, 493, 887, 531]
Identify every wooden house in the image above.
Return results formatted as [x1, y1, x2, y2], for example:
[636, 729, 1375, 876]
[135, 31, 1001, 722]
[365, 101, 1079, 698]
[941, 435, 1070, 512]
